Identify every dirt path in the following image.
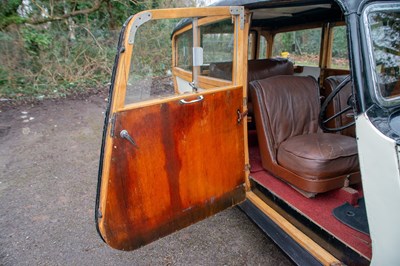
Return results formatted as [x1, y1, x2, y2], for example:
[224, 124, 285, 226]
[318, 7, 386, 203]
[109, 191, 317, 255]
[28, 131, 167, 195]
[0, 94, 291, 265]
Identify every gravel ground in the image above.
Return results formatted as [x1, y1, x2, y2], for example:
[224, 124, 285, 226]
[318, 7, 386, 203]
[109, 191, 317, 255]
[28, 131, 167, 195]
[0, 94, 292, 265]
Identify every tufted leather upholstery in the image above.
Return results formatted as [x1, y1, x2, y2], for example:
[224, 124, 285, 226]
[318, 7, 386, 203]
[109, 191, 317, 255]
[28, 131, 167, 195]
[322, 75, 356, 137]
[250, 75, 360, 194]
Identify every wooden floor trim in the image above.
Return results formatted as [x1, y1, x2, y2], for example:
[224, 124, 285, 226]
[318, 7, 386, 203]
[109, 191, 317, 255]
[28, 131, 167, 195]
[246, 191, 341, 266]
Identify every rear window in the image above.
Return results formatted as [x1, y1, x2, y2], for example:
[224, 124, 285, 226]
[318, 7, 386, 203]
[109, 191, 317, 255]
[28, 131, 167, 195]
[259, 35, 267, 59]
[272, 28, 322, 66]
[248, 31, 257, 60]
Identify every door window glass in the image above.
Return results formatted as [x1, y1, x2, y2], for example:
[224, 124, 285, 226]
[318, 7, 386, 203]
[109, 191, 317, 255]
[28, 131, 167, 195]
[201, 20, 234, 64]
[176, 19, 234, 80]
[200, 19, 234, 81]
[272, 28, 322, 66]
[125, 19, 179, 104]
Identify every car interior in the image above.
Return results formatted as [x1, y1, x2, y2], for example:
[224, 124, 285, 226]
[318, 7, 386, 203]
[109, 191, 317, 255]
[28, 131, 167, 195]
[171, 1, 372, 262]
[96, 1, 400, 263]
[122, 0, 372, 262]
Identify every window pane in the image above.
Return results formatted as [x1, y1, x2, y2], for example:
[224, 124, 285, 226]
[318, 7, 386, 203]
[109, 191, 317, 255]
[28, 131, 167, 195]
[176, 29, 193, 71]
[259, 35, 267, 59]
[272, 28, 322, 66]
[125, 19, 179, 104]
[201, 20, 234, 64]
[331, 26, 349, 69]
[248, 31, 256, 60]
[200, 19, 234, 81]
[368, 9, 400, 99]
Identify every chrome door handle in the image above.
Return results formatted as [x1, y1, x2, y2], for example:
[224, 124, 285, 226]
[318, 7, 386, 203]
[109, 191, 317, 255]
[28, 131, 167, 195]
[120, 130, 138, 148]
[179, 95, 204, 104]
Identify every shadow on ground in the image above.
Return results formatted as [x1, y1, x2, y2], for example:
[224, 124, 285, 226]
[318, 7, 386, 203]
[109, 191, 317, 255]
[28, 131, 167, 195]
[0, 94, 291, 265]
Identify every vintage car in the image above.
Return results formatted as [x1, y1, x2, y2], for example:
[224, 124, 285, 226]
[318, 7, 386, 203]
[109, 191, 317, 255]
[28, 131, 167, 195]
[95, 0, 400, 265]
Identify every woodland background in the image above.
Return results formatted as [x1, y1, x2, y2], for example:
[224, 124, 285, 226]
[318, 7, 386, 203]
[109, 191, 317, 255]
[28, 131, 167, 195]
[0, 0, 203, 100]
[0, 0, 348, 100]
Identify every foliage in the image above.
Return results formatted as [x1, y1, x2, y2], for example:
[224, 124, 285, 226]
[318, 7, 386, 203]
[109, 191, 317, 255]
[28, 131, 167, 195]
[0, 26, 116, 98]
[0, 0, 25, 30]
[0, 0, 193, 100]
[272, 27, 349, 68]
[0, 0, 349, 100]
[273, 28, 322, 56]
[332, 26, 348, 58]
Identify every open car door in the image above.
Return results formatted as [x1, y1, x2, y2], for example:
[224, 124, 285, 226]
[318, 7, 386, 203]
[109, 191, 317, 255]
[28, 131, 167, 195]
[95, 7, 249, 250]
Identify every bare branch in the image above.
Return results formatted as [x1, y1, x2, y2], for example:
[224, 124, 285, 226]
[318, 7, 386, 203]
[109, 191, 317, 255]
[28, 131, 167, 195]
[27, 0, 105, 25]
[31, 0, 48, 17]
[80, 26, 104, 50]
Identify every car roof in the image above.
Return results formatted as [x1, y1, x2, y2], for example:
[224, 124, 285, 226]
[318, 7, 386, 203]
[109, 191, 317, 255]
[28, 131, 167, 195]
[172, 0, 350, 35]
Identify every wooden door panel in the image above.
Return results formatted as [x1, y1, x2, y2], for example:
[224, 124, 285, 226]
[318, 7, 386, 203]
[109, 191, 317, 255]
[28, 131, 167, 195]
[98, 88, 245, 250]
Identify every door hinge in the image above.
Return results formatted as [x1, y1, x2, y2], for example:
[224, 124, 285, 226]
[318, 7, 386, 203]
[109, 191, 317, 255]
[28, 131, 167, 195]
[109, 113, 116, 137]
[237, 109, 248, 124]
[230, 6, 245, 30]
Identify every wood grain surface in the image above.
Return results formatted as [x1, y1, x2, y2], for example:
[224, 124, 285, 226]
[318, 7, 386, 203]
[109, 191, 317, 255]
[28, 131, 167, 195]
[99, 88, 245, 250]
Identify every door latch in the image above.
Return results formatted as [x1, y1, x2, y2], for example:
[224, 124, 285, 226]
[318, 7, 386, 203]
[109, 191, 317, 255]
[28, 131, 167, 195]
[237, 110, 248, 124]
[120, 130, 138, 148]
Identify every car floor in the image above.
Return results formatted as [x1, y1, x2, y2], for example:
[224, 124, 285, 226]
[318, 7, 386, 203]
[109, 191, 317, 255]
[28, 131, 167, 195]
[248, 130, 372, 260]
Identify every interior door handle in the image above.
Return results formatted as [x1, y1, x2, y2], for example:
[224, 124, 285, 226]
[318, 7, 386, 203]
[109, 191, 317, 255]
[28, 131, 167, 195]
[120, 130, 138, 148]
[179, 95, 204, 104]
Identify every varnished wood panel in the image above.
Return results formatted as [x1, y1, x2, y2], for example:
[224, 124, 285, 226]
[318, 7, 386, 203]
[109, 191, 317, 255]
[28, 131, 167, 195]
[99, 88, 245, 250]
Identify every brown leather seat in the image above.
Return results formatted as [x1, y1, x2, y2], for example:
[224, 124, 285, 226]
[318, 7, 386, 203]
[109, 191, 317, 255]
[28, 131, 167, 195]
[247, 59, 294, 117]
[209, 58, 293, 83]
[209, 59, 293, 130]
[322, 75, 355, 137]
[209, 59, 293, 109]
[250, 75, 360, 194]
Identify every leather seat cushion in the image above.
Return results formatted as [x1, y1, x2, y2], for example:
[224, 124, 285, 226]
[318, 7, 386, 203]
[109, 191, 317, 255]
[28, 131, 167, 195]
[277, 133, 359, 180]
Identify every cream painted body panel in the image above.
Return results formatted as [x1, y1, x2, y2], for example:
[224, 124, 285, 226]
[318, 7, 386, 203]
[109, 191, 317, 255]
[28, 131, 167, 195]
[356, 114, 400, 265]
[176, 76, 193, 93]
[176, 76, 205, 94]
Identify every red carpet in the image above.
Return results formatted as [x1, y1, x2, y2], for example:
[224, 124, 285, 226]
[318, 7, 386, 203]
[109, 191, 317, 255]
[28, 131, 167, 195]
[248, 133, 372, 259]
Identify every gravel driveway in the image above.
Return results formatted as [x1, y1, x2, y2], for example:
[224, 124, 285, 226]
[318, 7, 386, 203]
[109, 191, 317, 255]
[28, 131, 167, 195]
[0, 94, 291, 265]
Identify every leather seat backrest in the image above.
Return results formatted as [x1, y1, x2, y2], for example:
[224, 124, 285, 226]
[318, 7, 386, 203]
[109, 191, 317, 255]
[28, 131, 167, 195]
[208, 58, 294, 83]
[323, 75, 355, 137]
[248, 58, 294, 82]
[250, 75, 321, 161]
